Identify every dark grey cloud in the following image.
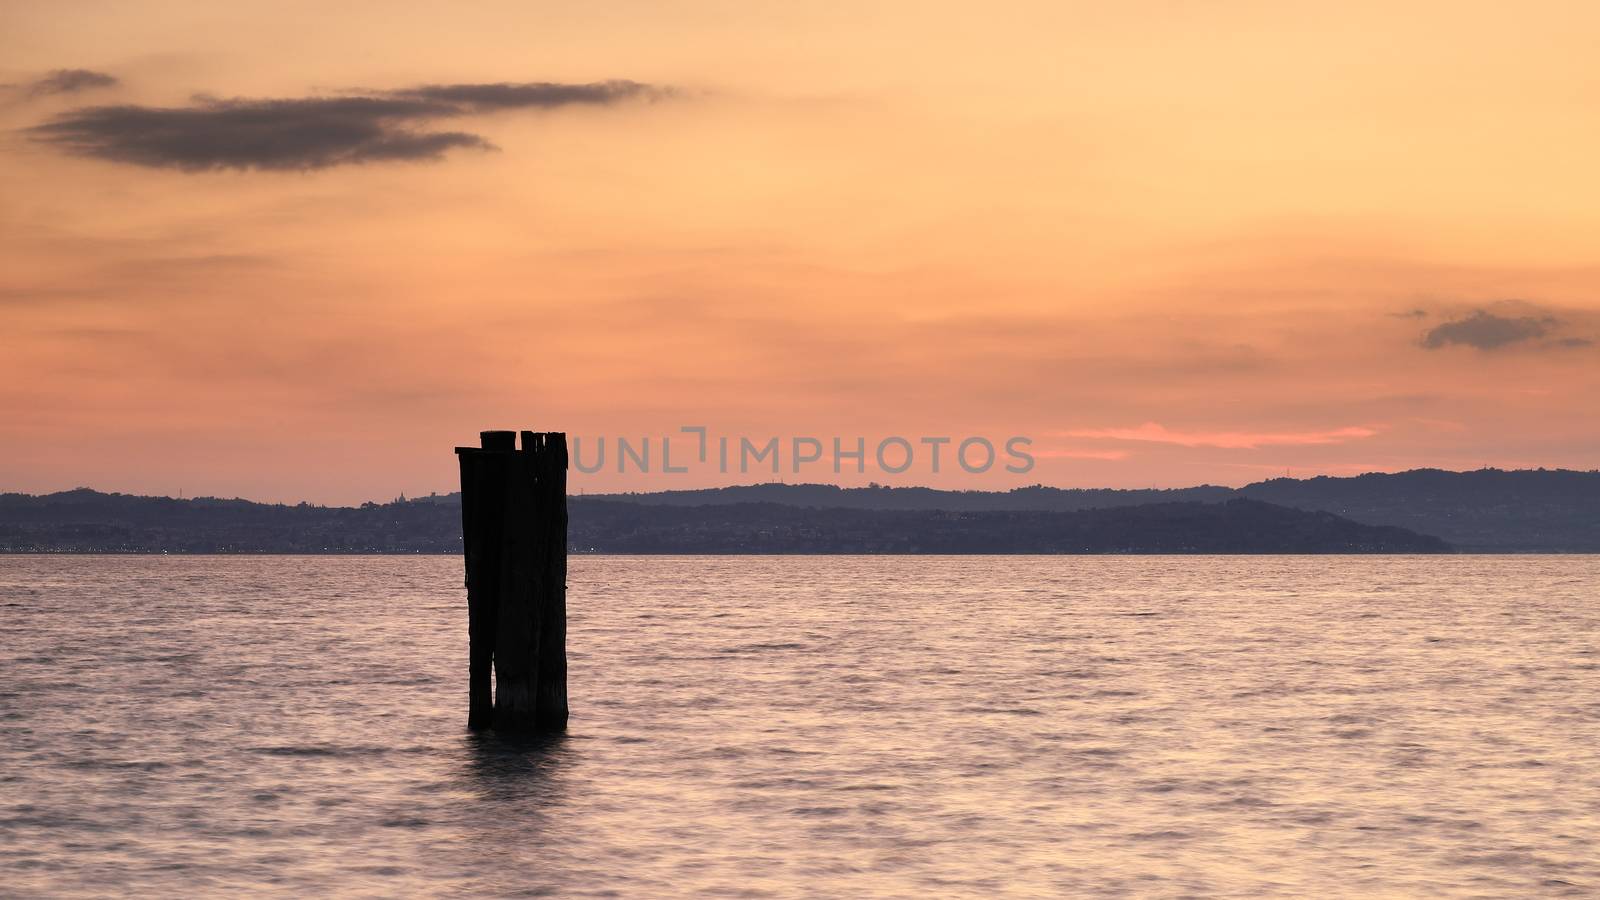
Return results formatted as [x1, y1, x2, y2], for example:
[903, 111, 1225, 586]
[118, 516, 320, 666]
[1421, 309, 1556, 350]
[26, 80, 663, 172]
[393, 79, 661, 111]
[28, 96, 488, 171]
[27, 68, 119, 97]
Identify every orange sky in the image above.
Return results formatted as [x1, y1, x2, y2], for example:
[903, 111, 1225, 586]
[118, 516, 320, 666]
[2, 1, 1598, 503]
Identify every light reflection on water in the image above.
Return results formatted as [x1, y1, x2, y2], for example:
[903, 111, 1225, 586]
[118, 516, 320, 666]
[1, 555, 1597, 896]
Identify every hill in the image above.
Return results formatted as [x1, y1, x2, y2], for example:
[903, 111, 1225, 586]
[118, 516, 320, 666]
[0, 490, 1447, 554]
[1238, 468, 1600, 552]
[585, 468, 1600, 552]
[587, 482, 1235, 511]
[7, 466, 1594, 553]
[569, 498, 1448, 554]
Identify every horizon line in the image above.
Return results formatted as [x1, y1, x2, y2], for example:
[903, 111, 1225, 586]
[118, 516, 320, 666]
[7, 464, 1598, 509]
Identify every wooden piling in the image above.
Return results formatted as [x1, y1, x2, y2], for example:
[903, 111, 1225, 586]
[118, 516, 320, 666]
[456, 430, 568, 732]
[527, 431, 569, 729]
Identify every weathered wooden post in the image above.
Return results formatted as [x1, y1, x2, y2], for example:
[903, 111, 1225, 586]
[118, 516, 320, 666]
[456, 430, 568, 732]
[525, 431, 569, 729]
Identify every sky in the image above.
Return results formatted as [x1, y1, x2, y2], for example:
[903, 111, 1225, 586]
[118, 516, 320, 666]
[2, 0, 1598, 503]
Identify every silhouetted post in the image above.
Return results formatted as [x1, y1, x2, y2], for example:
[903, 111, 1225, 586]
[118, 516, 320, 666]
[525, 431, 570, 729]
[458, 430, 513, 729]
[456, 430, 568, 732]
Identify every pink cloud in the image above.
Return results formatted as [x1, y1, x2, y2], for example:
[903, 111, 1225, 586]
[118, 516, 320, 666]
[1032, 448, 1131, 461]
[1059, 422, 1379, 450]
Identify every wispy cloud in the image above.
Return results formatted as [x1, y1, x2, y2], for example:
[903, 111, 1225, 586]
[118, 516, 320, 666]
[1421, 308, 1555, 350]
[1032, 448, 1131, 461]
[391, 81, 663, 111]
[26, 80, 665, 171]
[20, 68, 119, 97]
[1060, 422, 1379, 449]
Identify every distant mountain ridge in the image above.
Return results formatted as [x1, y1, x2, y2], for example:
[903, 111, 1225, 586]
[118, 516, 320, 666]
[582, 468, 1600, 552]
[3, 467, 1595, 552]
[585, 482, 1236, 511]
[1239, 468, 1600, 552]
[0, 490, 1446, 555]
[568, 498, 1447, 554]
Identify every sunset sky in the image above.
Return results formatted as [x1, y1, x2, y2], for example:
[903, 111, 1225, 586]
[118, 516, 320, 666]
[3, 1, 1598, 503]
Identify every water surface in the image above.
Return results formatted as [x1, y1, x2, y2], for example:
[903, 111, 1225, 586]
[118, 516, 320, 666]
[1, 555, 1597, 896]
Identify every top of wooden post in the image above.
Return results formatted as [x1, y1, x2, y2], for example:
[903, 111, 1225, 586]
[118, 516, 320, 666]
[455, 430, 567, 457]
[456, 430, 517, 455]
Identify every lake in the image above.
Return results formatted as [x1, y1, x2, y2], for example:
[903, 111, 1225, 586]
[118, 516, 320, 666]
[2, 555, 1597, 896]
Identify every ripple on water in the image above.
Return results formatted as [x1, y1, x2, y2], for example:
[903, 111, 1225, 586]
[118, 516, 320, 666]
[0, 554, 1597, 897]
